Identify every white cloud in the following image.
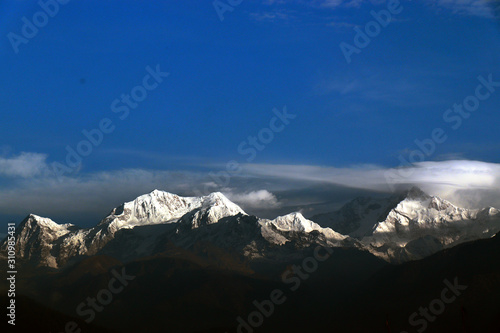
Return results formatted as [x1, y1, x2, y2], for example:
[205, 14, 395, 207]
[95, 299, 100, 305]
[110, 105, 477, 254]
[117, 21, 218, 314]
[327, 21, 359, 29]
[242, 160, 500, 208]
[224, 189, 280, 209]
[0, 152, 49, 178]
[428, 0, 498, 18]
[242, 160, 500, 191]
[0, 168, 209, 220]
[262, 0, 498, 19]
[319, 0, 363, 9]
[1, 151, 499, 225]
[250, 10, 294, 22]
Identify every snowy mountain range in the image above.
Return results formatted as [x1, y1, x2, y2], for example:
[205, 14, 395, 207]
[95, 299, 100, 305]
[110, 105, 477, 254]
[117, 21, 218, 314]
[336, 187, 500, 262]
[2, 187, 500, 268]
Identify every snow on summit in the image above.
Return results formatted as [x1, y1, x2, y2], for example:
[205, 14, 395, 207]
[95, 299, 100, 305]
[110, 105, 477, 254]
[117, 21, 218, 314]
[3, 187, 499, 268]
[100, 190, 246, 231]
[359, 187, 500, 262]
[2, 190, 248, 268]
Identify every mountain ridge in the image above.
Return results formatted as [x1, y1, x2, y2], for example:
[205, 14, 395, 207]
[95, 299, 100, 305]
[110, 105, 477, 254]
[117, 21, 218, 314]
[3, 187, 500, 269]
[2, 190, 348, 268]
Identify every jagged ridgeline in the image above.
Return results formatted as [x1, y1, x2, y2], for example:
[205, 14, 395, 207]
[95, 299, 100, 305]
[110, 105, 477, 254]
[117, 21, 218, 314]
[1, 187, 500, 268]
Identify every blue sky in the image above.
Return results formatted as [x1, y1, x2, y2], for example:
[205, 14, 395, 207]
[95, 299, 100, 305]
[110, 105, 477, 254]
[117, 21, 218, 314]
[0, 0, 500, 226]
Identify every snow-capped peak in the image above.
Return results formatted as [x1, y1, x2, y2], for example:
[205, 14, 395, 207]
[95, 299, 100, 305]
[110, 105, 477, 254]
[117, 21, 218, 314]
[22, 214, 74, 236]
[6, 214, 76, 268]
[399, 187, 464, 213]
[427, 196, 456, 211]
[362, 188, 500, 261]
[389, 191, 461, 222]
[267, 212, 347, 240]
[7, 188, 499, 269]
[179, 192, 247, 229]
[5, 190, 248, 268]
[100, 190, 200, 229]
[99, 190, 245, 232]
[202, 192, 241, 210]
[271, 212, 319, 233]
[257, 212, 348, 247]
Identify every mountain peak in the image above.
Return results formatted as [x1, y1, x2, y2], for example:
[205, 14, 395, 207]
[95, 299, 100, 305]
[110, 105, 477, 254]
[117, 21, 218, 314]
[99, 190, 246, 232]
[265, 212, 347, 243]
[27, 213, 47, 220]
[405, 186, 431, 201]
[101, 191, 200, 229]
[27, 213, 44, 221]
[428, 196, 456, 211]
[23, 214, 73, 230]
[271, 212, 319, 233]
[139, 189, 179, 200]
[203, 191, 229, 203]
[202, 192, 245, 212]
[182, 192, 246, 229]
[12, 215, 74, 268]
[6, 188, 499, 270]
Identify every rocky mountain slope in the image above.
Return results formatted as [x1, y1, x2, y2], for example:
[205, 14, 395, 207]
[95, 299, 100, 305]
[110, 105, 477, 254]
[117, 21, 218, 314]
[3, 187, 500, 268]
[1, 190, 352, 268]
[310, 187, 500, 263]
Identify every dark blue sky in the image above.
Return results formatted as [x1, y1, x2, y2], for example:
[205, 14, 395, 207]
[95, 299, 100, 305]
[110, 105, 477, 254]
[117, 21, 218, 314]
[1, 0, 500, 226]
